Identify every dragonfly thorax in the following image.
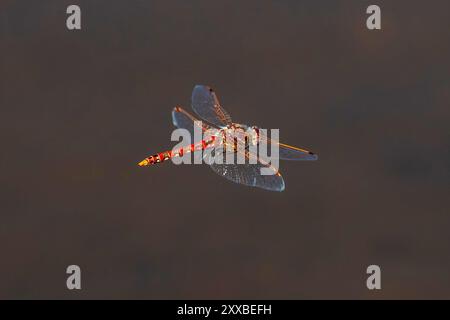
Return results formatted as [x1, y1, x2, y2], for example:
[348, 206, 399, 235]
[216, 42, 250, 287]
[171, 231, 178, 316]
[222, 123, 260, 147]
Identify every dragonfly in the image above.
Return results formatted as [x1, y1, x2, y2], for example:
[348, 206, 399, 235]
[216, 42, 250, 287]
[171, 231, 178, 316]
[138, 85, 318, 191]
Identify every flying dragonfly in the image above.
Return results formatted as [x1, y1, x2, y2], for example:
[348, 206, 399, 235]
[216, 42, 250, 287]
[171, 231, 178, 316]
[138, 85, 318, 191]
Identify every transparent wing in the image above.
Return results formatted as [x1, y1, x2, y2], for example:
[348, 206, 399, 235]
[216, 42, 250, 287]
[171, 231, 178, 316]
[172, 106, 211, 142]
[191, 85, 233, 128]
[208, 148, 285, 192]
[258, 132, 318, 161]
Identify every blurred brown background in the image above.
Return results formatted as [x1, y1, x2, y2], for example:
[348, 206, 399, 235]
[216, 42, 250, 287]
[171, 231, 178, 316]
[0, 0, 449, 299]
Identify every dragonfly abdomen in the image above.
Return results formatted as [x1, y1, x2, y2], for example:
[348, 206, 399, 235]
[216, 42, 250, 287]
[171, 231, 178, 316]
[138, 138, 215, 167]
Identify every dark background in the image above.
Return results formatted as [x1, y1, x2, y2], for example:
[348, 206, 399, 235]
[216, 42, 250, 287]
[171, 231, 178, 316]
[1, 0, 449, 299]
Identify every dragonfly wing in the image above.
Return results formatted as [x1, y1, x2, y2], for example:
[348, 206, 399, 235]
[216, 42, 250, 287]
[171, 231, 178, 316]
[191, 85, 233, 128]
[277, 142, 318, 160]
[208, 149, 285, 192]
[172, 106, 211, 141]
[258, 133, 318, 161]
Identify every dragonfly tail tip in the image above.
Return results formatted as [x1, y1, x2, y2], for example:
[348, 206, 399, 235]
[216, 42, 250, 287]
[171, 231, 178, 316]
[138, 159, 149, 167]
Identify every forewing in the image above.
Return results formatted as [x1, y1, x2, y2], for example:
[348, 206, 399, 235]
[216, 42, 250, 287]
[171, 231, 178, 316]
[191, 85, 232, 128]
[258, 132, 318, 161]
